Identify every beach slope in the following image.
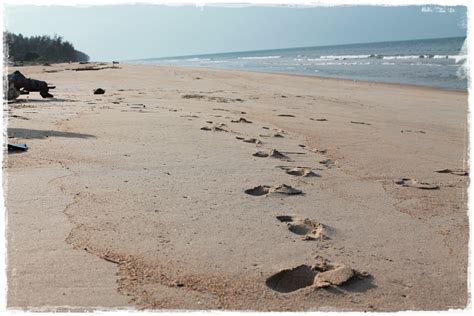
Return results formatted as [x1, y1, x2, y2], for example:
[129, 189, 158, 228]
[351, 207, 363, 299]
[4, 63, 469, 311]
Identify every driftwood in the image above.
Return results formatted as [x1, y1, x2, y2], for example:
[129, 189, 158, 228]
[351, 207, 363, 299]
[7, 70, 54, 100]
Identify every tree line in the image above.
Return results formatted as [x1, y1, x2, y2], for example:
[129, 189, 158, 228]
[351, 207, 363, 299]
[4, 32, 90, 64]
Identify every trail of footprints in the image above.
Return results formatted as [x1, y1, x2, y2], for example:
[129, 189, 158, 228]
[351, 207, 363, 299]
[192, 107, 468, 294]
[276, 215, 329, 241]
[111, 96, 458, 295]
[197, 112, 369, 293]
[94, 94, 463, 296]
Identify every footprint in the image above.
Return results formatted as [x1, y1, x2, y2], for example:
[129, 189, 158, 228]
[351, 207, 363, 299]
[395, 178, 440, 190]
[309, 148, 327, 154]
[401, 130, 426, 134]
[284, 167, 319, 177]
[252, 149, 290, 161]
[276, 215, 328, 240]
[310, 118, 328, 121]
[244, 184, 303, 196]
[265, 265, 316, 293]
[253, 151, 269, 158]
[182, 94, 206, 100]
[180, 115, 200, 118]
[277, 114, 295, 117]
[435, 169, 468, 176]
[200, 123, 228, 132]
[231, 117, 252, 123]
[212, 108, 229, 112]
[350, 121, 371, 126]
[244, 185, 271, 196]
[240, 137, 262, 144]
[270, 150, 290, 160]
[243, 138, 259, 143]
[266, 261, 357, 293]
[319, 159, 336, 168]
[259, 133, 284, 138]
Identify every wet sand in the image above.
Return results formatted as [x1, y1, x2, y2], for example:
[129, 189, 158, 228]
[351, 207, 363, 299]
[4, 63, 469, 311]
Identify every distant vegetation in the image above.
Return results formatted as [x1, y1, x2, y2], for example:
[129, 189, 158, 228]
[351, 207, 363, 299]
[4, 32, 89, 64]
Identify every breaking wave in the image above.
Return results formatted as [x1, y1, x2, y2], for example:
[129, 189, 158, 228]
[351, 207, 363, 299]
[238, 55, 281, 60]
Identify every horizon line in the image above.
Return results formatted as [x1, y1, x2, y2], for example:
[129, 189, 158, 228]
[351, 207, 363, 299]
[125, 35, 466, 62]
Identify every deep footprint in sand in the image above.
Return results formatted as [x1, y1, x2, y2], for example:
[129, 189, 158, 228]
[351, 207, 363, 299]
[236, 137, 262, 145]
[201, 123, 228, 132]
[245, 184, 303, 196]
[243, 138, 260, 143]
[277, 114, 296, 117]
[244, 185, 271, 196]
[253, 149, 291, 160]
[435, 168, 469, 176]
[253, 151, 269, 158]
[270, 149, 290, 160]
[276, 215, 328, 240]
[284, 167, 319, 177]
[265, 260, 358, 293]
[265, 265, 316, 293]
[395, 178, 440, 190]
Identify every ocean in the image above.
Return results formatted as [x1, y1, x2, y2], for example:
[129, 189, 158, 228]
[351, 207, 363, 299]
[131, 37, 467, 91]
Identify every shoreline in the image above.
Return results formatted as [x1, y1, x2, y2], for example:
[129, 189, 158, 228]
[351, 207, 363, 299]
[124, 62, 469, 94]
[5, 62, 469, 311]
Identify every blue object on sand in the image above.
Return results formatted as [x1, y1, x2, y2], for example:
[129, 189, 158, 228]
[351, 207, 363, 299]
[8, 143, 28, 152]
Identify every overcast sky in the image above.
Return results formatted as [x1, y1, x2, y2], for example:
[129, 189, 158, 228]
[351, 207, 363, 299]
[4, 5, 467, 61]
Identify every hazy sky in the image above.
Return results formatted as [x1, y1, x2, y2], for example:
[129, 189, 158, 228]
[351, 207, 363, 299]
[4, 5, 467, 61]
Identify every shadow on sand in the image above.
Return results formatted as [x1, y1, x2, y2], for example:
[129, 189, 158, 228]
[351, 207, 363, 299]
[8, 98, 79, 104]
[8, 128, 96, 140]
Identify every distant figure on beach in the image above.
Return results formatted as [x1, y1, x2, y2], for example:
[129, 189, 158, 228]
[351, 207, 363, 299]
[6, 70, 54, 100]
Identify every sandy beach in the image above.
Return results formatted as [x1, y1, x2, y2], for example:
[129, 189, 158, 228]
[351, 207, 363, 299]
[4, 63, 469, 311]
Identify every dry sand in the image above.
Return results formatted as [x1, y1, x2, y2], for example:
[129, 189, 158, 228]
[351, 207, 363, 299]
[4, 63, 469, 311]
